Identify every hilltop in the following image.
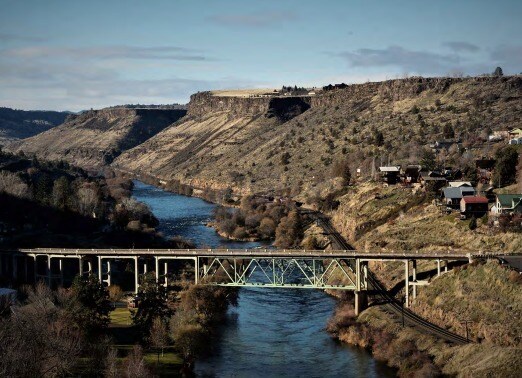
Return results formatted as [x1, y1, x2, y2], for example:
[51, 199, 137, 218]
[114, 76, 521, 196]
[7, 107, 186, 170]
[0, 107, 70, 144]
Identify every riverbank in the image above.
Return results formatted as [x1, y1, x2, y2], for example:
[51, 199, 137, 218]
[327, 259, 522, 377]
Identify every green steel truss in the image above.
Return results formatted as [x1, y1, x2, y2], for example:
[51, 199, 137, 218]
[199, 257, 367, 290]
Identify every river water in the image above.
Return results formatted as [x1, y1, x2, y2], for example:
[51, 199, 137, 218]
[132, 181, 395, 378]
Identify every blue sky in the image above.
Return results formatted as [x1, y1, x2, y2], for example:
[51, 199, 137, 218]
[0, 0, 521, 111]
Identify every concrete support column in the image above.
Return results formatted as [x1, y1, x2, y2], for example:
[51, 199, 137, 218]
[155, 257, 159, 283]
[143, 261, 147, 274]
[87, 261, 92, 274]
[444, 260, 448, 273]
[97, 256, 102, 283]
[437, 259, 441, 276]
[106, 260, 111, 286]
[164, 262, 168, 287]
[134, 257, 139, 294]
[79, 257, 83, 277]
[412, 259, 417, 299]
[195, 258, 199, 284]
[404, 259, 409, 308]
[59, 258, 64, 287]
[47, 256, 52, 286]
[33, 256, 38, 283]
[355, 259, 361, 291]
[354, 291, 368, 316]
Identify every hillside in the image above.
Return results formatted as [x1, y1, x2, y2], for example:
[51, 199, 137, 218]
[114, 76, 522, 196]
[0, 107, 69, 143]
[8, 107, 186, 170]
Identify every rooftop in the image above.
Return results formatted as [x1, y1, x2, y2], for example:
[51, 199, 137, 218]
[461, 196, 488, 204]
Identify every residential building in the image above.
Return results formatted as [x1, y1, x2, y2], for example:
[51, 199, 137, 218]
[379, 166, 401, 184]
[460, 196, 488, 218]
[443, 186, 476, 208]
[491, 194, 522, 214]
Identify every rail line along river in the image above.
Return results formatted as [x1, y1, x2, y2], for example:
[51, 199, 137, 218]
[132, 181, 395, 377]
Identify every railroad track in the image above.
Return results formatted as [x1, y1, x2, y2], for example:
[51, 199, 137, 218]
[309, 210, 469, 344]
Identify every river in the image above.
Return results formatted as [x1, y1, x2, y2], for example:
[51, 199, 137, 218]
[132, 181, 395, 377]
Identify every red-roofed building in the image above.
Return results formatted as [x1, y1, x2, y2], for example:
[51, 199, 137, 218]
[460, 196, 488, 218]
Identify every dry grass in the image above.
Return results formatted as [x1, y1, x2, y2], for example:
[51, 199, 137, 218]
[412, 260, 522, 346]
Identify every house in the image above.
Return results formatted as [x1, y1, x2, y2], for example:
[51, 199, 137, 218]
[492, 194, 522, 214]
[448, 181, 473, 188]
[509, 128, 522, 141]
[460, 196, 489, 218]
[420, 171, 447, 186]
[442, 186, 476, 208]
[379, 166, 401, 184]
[402, 165, 421, 184]
[508, 138, 522, 145]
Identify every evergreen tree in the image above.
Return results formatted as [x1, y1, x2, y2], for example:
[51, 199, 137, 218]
[132, 272, 171, 336]
[69, 274, 113, 334]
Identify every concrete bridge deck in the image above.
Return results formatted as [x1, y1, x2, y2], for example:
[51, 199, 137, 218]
[14, 248, 511, 260]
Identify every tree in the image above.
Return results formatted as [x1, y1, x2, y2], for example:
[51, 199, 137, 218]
[443, 123, 455, 139]
[332, 159, 352, 186]
[69, 274, 113, 334]
[469, 216, 477, 230]
[493, 66, 503, 77]
[132, 273, 171, 336]
[149, 317, 169, 362]
[169, 308, 205, 368]
[274, 210, 302, 248]
[52, 176, 70, 210]
[125, 345, 150, 378]
[420, 149, 437, 171]
[374, 131, 384, 146]
[493, 146, 519, 187]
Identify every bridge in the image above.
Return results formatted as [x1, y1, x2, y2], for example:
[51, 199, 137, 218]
[0, 248, 502, 311]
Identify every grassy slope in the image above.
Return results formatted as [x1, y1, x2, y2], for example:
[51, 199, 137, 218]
[411, 260, 522, 346]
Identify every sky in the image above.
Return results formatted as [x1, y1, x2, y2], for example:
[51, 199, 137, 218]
[0, 0, 521, 111]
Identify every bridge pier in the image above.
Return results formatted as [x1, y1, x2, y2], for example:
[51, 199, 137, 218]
[412, 259, 417, 299]
[134, 257, 139, 294]
[354, 291, 368, 316]
[404, 259, 409, 308]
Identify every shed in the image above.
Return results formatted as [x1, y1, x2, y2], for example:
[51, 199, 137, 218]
[460, 196, 488, 218]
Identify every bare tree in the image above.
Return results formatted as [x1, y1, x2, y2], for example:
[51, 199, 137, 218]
[149, 317, 169, 362]
[0, 171, 31, 198]
[104, 347, 119, 378]
[125, 345, 150, 378]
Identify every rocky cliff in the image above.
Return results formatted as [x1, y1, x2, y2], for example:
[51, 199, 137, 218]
[8, 107, 186, 169]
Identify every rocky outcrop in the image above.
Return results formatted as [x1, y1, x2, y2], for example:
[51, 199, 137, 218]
[187, 91, 311, 121]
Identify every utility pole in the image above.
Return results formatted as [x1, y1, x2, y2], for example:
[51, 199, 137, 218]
[460, 320, 473, 342]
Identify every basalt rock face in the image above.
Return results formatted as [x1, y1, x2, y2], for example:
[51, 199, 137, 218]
[8, 107, 186, 169]
[187, 91, 311, 121]
[115, 75, 521, 197]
